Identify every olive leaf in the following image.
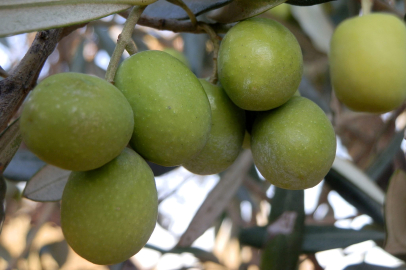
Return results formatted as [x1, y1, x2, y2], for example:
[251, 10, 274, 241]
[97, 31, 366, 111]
[208, 0, 287, 23]
[385, 170, 406, 255]
[0, 0, 135, 37]
[23, 164, 70, 202]
[143, 0, 233, 20]
[325, 157, 385, 225]
[0, 118, 22, 173]
[177, 150, 253, 247]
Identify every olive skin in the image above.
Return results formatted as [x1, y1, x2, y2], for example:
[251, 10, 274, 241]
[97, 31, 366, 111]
[330, 13, 406, 113]
[61, 148, 157, 265]
[114, 50, 212, 167]
[251, 97, 336, 190]
[20, 72, 134, 171]
[218, 17, 303, 111]
[183, 79, 245, 175]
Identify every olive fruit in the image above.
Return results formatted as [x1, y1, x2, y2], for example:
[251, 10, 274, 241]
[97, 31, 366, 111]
[330, 13, 406, 113]
[218, 17, 303, 111]
[114, 50, 212, 167]
[61, 148, 157, 265]
[183, 79, 245, 175]
[20, 72, 134, 171]
[251, 97, 336, 190]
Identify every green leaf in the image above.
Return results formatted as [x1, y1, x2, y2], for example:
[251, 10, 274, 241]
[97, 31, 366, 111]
[260, 188, 305, 270]
[0, 118, 22, 173]
[366, 131, 405, 182]
[385, 170, 406, 256]
[208, 0, 287, 23]
[240, 225, 385, 253]
[143, 0, 233, 20]
[23, 165, 70, 202]
[0, 1, 133, 37]
[286, 0, 337, 6]
[325, 157, 385, 225]
[177, 150, 253, 247]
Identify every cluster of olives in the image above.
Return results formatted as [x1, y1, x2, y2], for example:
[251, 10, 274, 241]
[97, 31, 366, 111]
[20, 16, 337, 265]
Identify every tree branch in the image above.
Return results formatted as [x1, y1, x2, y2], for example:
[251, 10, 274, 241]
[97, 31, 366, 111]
[121, 12, 233, 33]
[0, 25, 83, 133]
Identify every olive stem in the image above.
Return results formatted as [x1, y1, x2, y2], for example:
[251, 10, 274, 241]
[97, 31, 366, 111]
[125, 39, 138, 55]
[166, 0, 198, 26]
[105, 5, 145, 84]
[361, 0, 373, 15]
[0, 66, 8, 78]
[198, 23, 221, 85]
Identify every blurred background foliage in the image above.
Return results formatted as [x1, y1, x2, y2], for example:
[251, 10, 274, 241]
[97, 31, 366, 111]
[1, 0, 406, 269]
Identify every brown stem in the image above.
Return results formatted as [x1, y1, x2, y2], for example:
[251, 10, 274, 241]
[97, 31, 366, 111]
[0, 25, 83, 133]
[0, 66, 8, 78]
[167, 0, 197, 26]
[198, 23, 220, 85]
[105, 5, 146, 84]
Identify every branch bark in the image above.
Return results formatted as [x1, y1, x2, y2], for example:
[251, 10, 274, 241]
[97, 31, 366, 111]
[0, 25, 82, 133]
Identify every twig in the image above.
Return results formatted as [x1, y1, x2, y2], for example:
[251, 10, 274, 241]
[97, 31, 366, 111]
[120, 11, 233, 33]
[198, 23, 220, 84]
[361, 0, 373, 15]
[0, 66, 8, 78]
[125, 39, 138, 55]
[105, 5, 145, 84]
[166, 0, 197, 26]
[0, 25, 84, 133]
[7, 203, 57, 270]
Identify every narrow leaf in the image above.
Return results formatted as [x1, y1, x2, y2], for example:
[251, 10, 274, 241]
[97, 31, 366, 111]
[0, 119, 22, 173]
[261, 188, 305, 269]
[143, 0, 233, 20]
[4, 150, 46, 182]
[291, 4, 334, 54]
[325, 157, 385, 225]
[239, 225, 385, 253]
[0, 1, 132, 37]
[385, 170, 406, 255]
[177, 150, 253, 247]
[286, 0, 337, 6]
[208, 0, 287, 24]
[23, 165, 70, 202]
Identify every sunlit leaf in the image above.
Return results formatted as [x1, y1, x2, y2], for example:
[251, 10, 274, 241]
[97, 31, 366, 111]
[143, 0, 233, 20]
[325, 157, 385, 225]
[23, 165, 70, 202]
[385, 170, 406, 255]
[291, 4, 334, 54]
[0, 1, 132, 37]
[0, 119, 22, 173]
[177, 150, 253, 247]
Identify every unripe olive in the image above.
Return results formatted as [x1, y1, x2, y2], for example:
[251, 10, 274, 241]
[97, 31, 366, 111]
[20, 72, 134, 171]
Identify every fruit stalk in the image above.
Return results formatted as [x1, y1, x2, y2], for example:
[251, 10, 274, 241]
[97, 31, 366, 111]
[105, 5, 145, 84]
[125, 39, 138, 55]
[361, 0, 373, 15]
[199, 23, 220, 84]
[166, 0, 197, 26]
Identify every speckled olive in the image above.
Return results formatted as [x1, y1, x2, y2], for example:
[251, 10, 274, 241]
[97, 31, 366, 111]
[218, 17, 303, 111]
[251, 97, 336, 190]
[114, 50, 212, 167]
[20, 72, 134, 171]
[61, 148, 157, 265]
